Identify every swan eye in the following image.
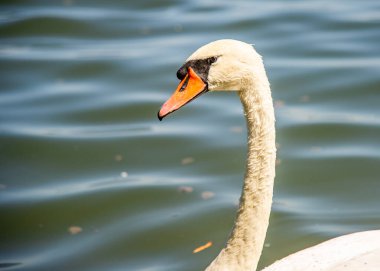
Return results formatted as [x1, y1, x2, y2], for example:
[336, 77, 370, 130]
[208, 56, 218, 64]
[176, 56, 218, 82]
[176, 67, 187, 80]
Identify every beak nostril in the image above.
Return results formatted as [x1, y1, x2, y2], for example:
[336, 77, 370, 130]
[179, 74, 190, 92]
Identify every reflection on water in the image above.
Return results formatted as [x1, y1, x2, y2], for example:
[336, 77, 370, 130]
[1, 0, 380, 270]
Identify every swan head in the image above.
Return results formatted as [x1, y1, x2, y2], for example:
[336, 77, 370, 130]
[158, 39, 264, 120]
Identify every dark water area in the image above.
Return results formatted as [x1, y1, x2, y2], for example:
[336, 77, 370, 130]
[1, 1, 380, 270]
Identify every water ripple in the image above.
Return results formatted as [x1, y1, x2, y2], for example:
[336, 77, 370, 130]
[1, 1, 380, 270]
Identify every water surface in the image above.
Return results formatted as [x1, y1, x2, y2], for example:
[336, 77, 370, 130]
[1, 0, 380, 270]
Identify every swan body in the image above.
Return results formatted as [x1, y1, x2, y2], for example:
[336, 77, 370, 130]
[158, 39, 380, 270]
[263, 230, 380, 271]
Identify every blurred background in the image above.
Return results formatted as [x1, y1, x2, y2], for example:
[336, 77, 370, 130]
[1, 0, 380, 270]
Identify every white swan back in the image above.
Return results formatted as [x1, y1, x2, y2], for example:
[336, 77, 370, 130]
[263, 230, 380, 271]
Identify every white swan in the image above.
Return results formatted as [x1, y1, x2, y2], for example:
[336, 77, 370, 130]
[158, 39, 380, 271]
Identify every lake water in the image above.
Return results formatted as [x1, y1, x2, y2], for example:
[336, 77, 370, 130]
[1, 1, 380, 270]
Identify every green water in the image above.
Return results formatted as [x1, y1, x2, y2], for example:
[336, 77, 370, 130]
[1, 1, 380, 270]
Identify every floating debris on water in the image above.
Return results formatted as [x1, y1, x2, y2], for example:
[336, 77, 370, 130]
[140, 26, 151, 35]
[276, 159, 282, 166]
[300, 95, 310, 103]
[178, 186, 194, 193]
[230, 126, 243, 133]
[120, 171, 128, 178]
[174, 24, 183, 32]
[193, 241, 213, 253]
[201, 191, 215, 200]
[114, 154, 123, 162]
[68, 226, 82, 235]
[274, 100, 285, 108]
[181, 157, 194, 165]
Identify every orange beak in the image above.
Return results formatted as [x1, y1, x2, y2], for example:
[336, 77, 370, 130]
[158, 67, 207, 120]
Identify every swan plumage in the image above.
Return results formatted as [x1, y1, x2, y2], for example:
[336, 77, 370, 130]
[158, 39, 380, 271]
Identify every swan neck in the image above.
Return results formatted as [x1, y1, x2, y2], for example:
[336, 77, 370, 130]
[206, 69, 276, 271]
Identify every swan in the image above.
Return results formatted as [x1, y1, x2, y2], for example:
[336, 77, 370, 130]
[157, 39, 380, 271]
